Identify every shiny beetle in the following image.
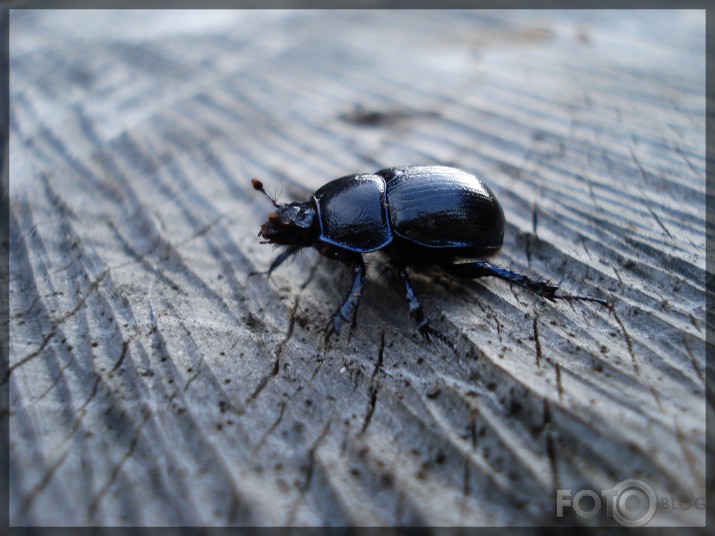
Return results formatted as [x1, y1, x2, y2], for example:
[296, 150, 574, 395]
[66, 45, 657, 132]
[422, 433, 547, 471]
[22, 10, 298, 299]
[252, 165, 609, 341]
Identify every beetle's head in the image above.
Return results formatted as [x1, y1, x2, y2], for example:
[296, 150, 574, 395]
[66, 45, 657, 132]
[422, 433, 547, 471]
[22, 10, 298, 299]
[252, 178, 317, 246]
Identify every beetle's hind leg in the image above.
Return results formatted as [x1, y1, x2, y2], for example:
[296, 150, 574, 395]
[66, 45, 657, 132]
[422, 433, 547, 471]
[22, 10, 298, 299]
[325, 257, 366, 342]
[442, 261, 611, 309]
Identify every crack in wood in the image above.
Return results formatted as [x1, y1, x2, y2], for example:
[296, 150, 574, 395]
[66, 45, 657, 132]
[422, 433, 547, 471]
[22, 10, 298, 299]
[542, 399, 559, 493]
[687, 312, 702, 334]
[649, 386, 664, 412]
[246, 296, 298, 404]
[87, 407, 151, 521]
[611, 308, 639, 376]
[286, 417, 332, 525]
[109, 339, 130, 375]
[247, 263, 319, 405]
[17, 448, 71, 521]
[554, 362, 563, 400]
[360, 330, 386, 435]
[533, 316, 542, 368]
[460, 460, 471, 520]
[17, 373, 102, 519]
[587, 178, 602, 212]
[469, 418, 477, 450]
[460, 418, 477, 513]
[245, 263, 322, 406]
[474, 298, 502, 346]
[643, 198, 675, 241]
[251, 401, 287, 455]
[105, 220, 176, 277]
[613, 267, 625, 294]
[630, 149, 675, 242]
[682, 336, 705, 388]
[35, 359, 73, 400]
[6, 269, 109, 383]
[61, 375, 102, 445]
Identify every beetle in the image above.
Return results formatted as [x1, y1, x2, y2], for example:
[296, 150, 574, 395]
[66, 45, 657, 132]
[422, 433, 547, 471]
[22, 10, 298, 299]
[252, 165, 610, 341]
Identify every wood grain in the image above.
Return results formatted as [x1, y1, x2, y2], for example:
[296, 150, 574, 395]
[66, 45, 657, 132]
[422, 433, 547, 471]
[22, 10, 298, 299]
[8, 10, 708, 527]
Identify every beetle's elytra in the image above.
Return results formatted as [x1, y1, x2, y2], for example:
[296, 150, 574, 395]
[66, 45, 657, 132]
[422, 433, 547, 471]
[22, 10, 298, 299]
[252, 165, 610, 341]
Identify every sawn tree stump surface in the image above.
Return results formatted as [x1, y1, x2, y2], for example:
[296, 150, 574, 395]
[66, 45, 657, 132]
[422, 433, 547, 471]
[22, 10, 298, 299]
[7, 10, 708, 527]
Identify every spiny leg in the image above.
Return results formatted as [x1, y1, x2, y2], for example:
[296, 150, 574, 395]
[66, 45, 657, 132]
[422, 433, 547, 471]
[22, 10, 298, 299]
[399, 269, 456, 352]
[249, 246, 300, 278]
[442, 261, 611, 309]
[325, 257, 366, 341]
[399, 269, 429, 335]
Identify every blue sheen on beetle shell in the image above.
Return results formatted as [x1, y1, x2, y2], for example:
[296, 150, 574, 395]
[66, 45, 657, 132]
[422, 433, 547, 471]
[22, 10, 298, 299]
[313, 174, 393, 252]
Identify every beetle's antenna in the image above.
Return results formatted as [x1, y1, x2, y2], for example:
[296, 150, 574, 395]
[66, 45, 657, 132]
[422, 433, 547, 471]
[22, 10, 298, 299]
[252, 178, 280, 208]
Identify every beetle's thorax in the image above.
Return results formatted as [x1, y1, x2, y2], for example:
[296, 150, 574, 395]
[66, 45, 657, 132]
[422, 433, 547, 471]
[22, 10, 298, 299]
[259, 201, 318, 247]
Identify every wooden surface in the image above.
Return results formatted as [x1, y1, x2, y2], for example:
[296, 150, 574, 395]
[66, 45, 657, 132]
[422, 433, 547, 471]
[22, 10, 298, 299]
[8, 10, 708, 527]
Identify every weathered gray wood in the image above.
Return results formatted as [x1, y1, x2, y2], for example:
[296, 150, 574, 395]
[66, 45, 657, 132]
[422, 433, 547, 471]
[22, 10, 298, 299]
[8, 10, 708, 527]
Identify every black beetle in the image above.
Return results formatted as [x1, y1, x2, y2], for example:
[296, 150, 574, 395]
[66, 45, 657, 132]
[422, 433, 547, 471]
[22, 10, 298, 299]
[252, 165, 609, 341]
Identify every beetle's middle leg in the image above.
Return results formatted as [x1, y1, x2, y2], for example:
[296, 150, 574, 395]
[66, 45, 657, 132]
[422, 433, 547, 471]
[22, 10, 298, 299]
[326, 256, 366, 341]
[398, 269, 457, 353]
[398, 269, 430, 336]
[442, 261, 611, 309]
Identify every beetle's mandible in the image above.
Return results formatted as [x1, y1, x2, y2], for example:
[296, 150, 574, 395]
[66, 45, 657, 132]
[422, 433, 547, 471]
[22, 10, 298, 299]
[252, 165, 610, 341]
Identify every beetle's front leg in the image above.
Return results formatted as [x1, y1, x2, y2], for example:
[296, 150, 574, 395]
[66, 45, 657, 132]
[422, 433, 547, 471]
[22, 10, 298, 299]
[249, 246, 300, 278]
[326, 256, 366, 341]
[442, 261, 611, 309]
